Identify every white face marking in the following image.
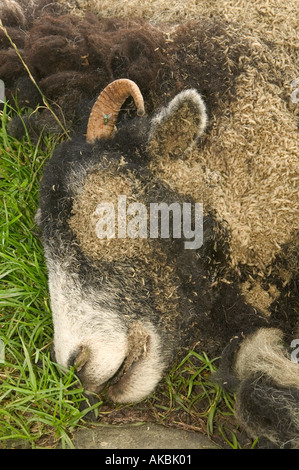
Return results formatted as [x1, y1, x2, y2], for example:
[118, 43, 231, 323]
[48, 262, 128, 383]
[47, 261, 167, 401]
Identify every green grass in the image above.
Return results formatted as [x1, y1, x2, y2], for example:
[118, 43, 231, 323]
[146, 350, 251, 449]
[0, 101, 244, 449]
[0, 102, 102, 448]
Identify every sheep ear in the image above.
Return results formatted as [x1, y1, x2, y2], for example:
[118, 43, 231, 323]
[147, 90, 208, 159]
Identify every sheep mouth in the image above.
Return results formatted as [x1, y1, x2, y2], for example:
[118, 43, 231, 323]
[109, 357, 132, 386]
[109, 321, 150, 387]
[72, 321, 150, 394]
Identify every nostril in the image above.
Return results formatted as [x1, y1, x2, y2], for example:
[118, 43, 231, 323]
[74, 346, 90, 372]
[67, 350, 78, 369]
[68, 346, 90, 371]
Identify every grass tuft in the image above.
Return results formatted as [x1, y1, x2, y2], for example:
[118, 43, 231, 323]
[146, 350, 245, 447]
[0, 101, 102, 448]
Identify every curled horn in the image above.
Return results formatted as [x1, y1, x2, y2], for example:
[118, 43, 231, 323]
[86, 79, 145, 143]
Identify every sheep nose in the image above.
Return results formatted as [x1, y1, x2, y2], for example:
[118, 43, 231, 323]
[73, 346, 90, 372]
[68, 345, 90, 370]
[68, 345, 128, 395]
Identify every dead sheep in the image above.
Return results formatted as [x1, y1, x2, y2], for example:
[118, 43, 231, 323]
[34, 78, 299, 449]
[1, 1, 298, 449]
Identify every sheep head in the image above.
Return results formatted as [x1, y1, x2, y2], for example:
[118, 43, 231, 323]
[37, 83, 210, 404]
